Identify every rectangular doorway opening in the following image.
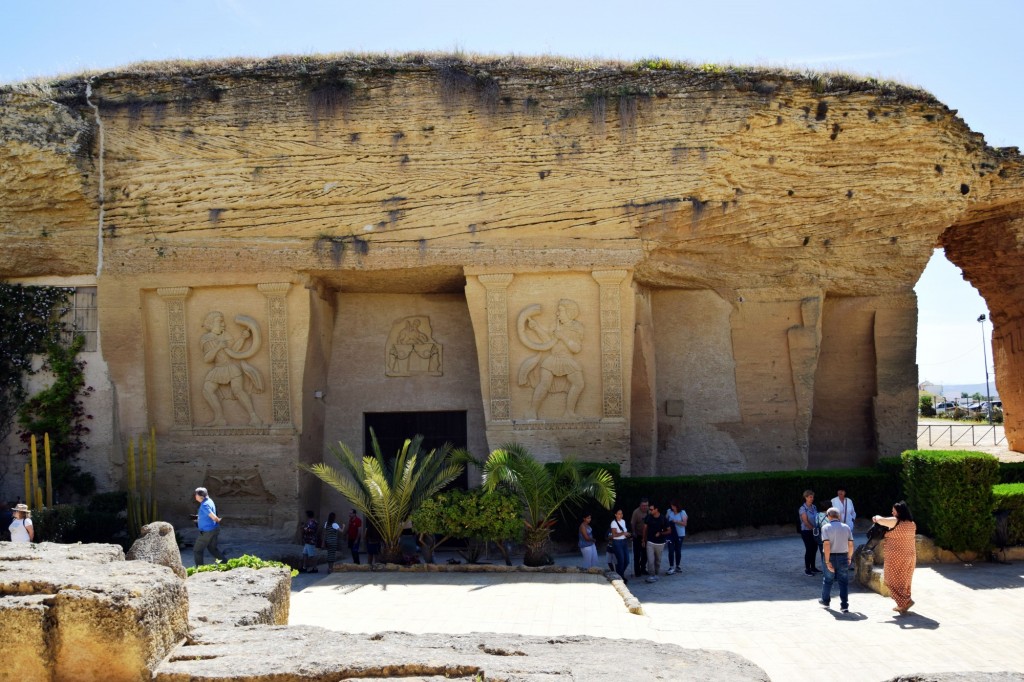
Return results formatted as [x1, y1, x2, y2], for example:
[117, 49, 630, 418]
[363, 411, 469, 489]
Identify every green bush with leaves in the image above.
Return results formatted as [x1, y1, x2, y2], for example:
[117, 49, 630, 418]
[993, 483, 1024, 546]
[31, 505, 81, 543]
[186, 554, 298, 577]
[902, 449, 998, 553]
[30, 501, 128, 547]
[412, 489, 522, 564]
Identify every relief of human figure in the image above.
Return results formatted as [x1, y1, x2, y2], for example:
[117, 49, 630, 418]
[516, 299, 584, 420]
[200, 311, 264, 427]
[387, 317, 442, 376]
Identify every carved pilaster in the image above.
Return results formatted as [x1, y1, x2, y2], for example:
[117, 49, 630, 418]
[257, 282, 293, 428]
[592, 270, 627, 420]
[157, 287, 193, 429]
[479, 274, 514, 422]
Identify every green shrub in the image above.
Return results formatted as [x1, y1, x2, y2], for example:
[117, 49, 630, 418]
[88, 491, 128, 513]
[32, 505, 81, 543]
[186, 554, 298, 577]
[993, 483, 1024, 546]
[412, 489, 522, 564]
[902, 450, 998, 553]
[30, 502, 128, 547]
[613, 468, 895, 533]
[74, 509, 129, 546]
[999, 462, 1024, 484]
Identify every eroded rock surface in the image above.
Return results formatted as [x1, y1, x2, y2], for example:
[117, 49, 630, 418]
[187, 566, 291, 627]
[127, 520, 187, 579]
[0, 540, 189, 682]
[156, 627, 770, 681]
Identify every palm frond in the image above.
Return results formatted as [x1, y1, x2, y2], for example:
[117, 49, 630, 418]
[299, 462, 371, 514]
[480, 443, 616, 530]
[301, 429, 466, 561]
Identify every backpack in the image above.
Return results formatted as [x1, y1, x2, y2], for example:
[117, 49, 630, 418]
[813, 511, 830, 537]
[302, 520, 317, 545]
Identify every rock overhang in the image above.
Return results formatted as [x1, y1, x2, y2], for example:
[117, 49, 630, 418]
[2, 52, 1020, 296]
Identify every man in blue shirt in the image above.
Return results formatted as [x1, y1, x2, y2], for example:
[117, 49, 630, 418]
[193, 487, 226, 566]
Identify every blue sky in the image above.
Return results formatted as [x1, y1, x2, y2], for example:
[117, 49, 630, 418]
[2, 0, 1019, 385]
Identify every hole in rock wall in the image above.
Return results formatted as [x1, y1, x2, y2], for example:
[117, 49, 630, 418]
[914, 248, 994, 399]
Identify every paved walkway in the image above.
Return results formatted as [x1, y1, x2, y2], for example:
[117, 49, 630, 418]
[289, 535, 1024, 682]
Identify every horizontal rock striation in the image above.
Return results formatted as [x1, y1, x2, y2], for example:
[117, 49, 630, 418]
[3, 54, 1023, 456]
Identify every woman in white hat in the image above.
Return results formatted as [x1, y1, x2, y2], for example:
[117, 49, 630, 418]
[9, 503, 33, 543]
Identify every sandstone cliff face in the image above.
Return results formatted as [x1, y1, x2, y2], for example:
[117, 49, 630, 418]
[0, 83, 97, 276]
[4, 59, 1014, 289]
[2, 55, 1022, 469]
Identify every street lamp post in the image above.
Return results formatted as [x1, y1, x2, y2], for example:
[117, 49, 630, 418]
[978, 314, 992, 425]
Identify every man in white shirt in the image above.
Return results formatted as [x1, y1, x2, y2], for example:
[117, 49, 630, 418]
[831, 487, 856, 531]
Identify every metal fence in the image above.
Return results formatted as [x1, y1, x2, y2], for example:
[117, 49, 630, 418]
[916, 423, 1006, 448]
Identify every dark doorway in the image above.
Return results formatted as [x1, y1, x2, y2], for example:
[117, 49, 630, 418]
[363, 411, 469, 489]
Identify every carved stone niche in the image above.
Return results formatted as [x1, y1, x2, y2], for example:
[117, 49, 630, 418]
[157, 283, 295, 436]
[385, 316, 443, 377]
[201, 468, 277, 527]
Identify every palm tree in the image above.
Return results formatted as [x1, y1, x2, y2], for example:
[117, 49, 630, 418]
[302, 430, 466, 563]
[480, 442, 615, 566]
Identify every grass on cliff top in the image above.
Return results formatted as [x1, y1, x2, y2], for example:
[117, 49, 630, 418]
[7, 50, 934, 104]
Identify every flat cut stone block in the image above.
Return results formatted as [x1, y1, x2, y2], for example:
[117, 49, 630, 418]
[0, 540, 189, 682]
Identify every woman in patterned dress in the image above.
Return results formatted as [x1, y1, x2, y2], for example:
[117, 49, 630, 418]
[322, 512, 341, 571]
[873, 501, 917, 614]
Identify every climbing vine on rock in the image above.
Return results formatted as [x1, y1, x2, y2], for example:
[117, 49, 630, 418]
[17, 333, 96, 496]
[0, 283, 73, 445]
[0, 283, 95, 497]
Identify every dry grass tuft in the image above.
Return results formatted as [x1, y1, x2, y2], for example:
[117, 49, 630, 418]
[1, 50, 933, 105]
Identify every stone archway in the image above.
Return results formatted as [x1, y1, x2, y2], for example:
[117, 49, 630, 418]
[940, 206, 1024, 450]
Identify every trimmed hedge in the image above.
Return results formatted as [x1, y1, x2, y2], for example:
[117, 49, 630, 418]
[993, 483, 1024, 546]
[615, 469, 896, 533]
[527, 452, 1024, 553]
[902, 449, 998, 553]
[998, 462, 1024, 484]
[550, 463, 901, 544]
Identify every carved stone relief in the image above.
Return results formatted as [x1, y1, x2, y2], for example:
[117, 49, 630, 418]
[516, 299, 585, 420]
[202, 468, 277, 526]
[157, 287, 193, 429]
[480, 274, 514, 421]
[386, 316, 442, 376]
[199, 311, 265, 428]
[592, 270, 627, 421]
[156, 284, 295, 435]
[257, 282, 293, 428]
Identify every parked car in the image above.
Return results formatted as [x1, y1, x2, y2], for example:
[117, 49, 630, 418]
[966, 401, 1002, 418]
[935, 401, 956, 415]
